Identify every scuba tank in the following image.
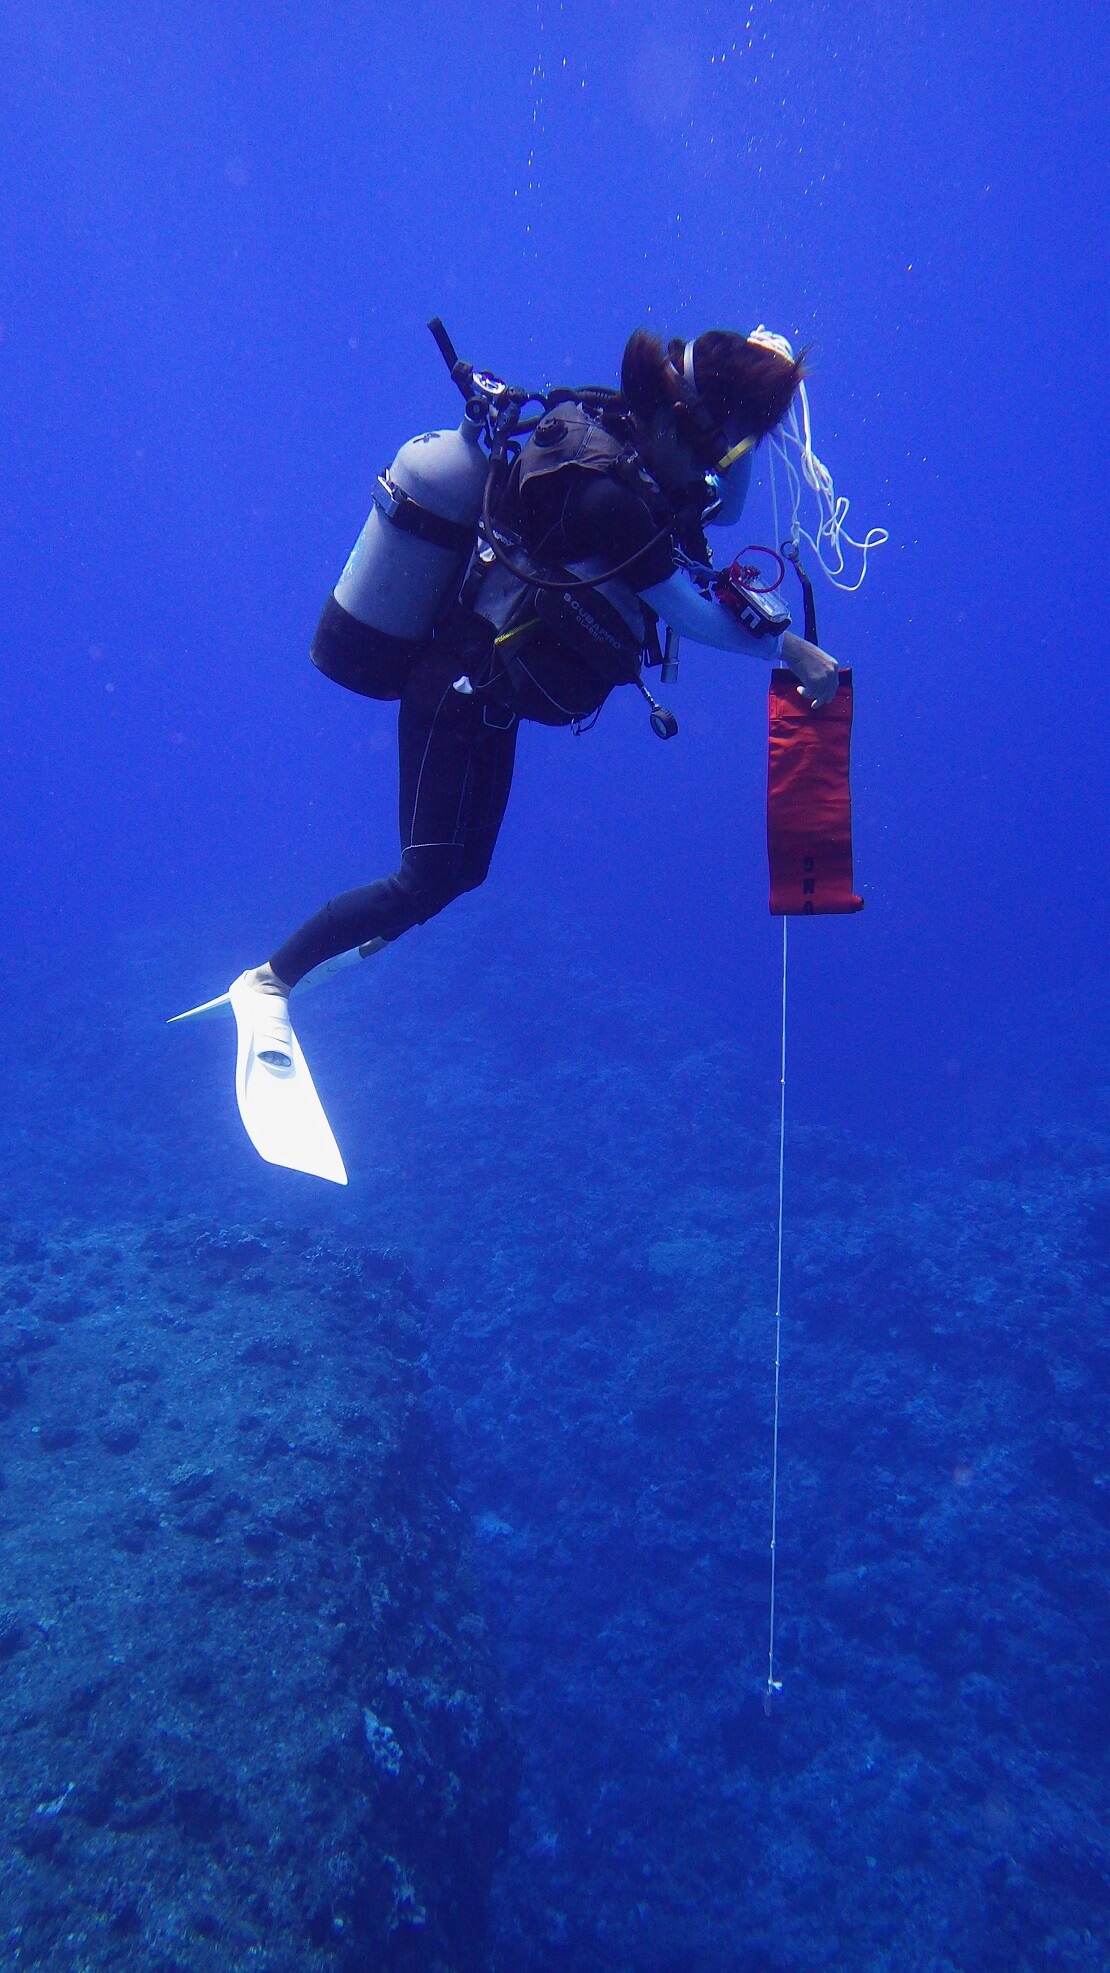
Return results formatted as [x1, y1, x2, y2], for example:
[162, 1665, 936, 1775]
[332, 398, 490, 644]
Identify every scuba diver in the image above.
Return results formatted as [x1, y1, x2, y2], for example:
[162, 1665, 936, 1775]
[173, 322, 841, 1182]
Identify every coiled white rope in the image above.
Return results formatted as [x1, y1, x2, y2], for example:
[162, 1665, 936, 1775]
[750, 325, 889, 594]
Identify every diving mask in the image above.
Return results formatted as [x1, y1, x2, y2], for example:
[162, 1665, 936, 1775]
[703, 441, 753, 527]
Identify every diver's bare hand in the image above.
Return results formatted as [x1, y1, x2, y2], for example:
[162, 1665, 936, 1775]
[782, 632, 839, 708]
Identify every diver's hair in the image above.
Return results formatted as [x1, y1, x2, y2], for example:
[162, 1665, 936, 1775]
[620, 326, 806, 443]
[620, 329, 674, 420]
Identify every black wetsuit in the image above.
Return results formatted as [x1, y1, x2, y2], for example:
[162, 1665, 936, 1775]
[270, 475, 681, 988]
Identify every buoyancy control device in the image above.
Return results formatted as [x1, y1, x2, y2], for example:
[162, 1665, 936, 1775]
[467, 541, 651, 728]
[313, 319, 686, 728]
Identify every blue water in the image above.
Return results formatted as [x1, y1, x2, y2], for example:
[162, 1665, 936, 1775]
[2, 4, 1108, 1967]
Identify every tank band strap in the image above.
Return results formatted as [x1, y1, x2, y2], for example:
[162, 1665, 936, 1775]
[373, 472, 476, 555]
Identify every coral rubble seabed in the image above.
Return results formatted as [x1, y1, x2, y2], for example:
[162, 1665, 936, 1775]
[0, 1216, 515, 1971]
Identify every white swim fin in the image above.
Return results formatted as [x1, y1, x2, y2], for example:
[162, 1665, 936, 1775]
[166, 988, 231, 1024]
[168, 937, 387, 1028]
[227, 972, 347, 1185]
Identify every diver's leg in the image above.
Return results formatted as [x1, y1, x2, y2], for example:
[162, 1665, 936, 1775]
[451, 706, 519, 896]
[266, 654, 500, 988]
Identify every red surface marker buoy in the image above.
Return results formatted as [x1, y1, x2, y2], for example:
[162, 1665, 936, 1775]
[767, 668, 864, 916]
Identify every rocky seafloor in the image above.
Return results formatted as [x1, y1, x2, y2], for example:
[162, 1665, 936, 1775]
[431, 1119, 1110, 1972]
[1, 921, 1109, 1969]
[0, 1216, 515, 1970]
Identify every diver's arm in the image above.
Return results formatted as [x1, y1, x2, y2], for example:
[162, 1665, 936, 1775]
[638, 570, 782, 658]
[640, 571, 839, 707]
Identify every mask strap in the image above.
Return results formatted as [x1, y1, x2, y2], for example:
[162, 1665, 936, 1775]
[660, 357, 690, 413]
[665, 338, 751, 477]
[717, 434, 756, 474]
